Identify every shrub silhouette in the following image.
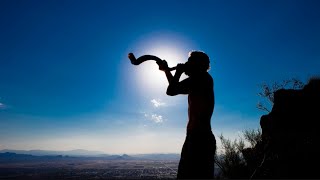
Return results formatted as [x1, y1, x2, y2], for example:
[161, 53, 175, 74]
[215, 129, 262, 179]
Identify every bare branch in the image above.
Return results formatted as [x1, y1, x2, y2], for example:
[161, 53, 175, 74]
[256, 102, 271, 113]
[256, 78, 305, 112]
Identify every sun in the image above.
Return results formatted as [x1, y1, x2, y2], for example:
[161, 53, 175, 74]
[129, 32, 194, 96]
[135, 45, 188, 95]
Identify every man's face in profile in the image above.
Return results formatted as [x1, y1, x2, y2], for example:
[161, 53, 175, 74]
[184, 57, 197, 76]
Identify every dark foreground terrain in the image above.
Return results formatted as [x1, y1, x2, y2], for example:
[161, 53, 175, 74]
[0, 159, 178, 179]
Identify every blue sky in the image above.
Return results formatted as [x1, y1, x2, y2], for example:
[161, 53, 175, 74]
[0, 0, 319, 154]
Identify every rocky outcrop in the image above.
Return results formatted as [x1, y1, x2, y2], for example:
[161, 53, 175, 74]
[253, 78, 320, 178]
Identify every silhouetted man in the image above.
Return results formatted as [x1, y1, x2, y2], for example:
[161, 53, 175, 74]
[158, 51, 216, 179]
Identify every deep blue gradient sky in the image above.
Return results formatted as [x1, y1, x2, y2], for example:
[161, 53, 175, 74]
[1, 0, 319, 154]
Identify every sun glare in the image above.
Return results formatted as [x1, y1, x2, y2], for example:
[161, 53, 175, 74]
[136, 45, 188, 95]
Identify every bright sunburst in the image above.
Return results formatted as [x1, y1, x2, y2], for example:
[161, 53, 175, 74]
[136, 45, 188, 95]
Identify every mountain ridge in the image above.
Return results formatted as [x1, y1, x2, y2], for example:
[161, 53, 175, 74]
[0, 149, 180, 160]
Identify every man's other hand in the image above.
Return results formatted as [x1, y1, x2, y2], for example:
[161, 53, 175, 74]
[157, 60, 169, 71]
[176, 63, 185, 74]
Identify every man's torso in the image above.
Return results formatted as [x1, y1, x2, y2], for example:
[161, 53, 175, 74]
[187, 72, 214, 131]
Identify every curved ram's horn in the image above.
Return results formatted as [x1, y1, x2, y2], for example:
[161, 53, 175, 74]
[128, 53, 162, 65]
[128, 53, 177, 71]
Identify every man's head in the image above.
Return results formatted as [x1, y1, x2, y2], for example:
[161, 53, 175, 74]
[184, 50, 210, 76]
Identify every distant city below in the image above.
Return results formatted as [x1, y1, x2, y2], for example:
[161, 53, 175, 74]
[0, 150, 184, 179]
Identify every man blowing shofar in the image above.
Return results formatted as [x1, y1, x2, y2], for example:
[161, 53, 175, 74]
[158, 51, 216, 179]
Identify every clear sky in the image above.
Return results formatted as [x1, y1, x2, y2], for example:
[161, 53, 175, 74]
[0, 0, 319, 154]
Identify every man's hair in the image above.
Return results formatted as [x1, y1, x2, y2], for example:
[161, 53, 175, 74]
[188, 50, 210, 71]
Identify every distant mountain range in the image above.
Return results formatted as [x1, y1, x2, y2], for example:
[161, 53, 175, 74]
[0, 149, 180, 161]
[0, 149, 106, 156]
[0, 152, 136, 163]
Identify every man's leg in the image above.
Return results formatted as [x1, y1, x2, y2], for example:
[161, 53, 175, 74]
[189, 132, 216, 179]
[177, 133, 216, 179]
[177, 135, 193, 179]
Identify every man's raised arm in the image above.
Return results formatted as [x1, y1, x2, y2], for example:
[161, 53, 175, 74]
[157, 60, 173, 84]
[158, 61, 189, 96]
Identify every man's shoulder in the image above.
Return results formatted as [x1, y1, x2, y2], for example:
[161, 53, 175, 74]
[203, 72, 213, 83]
[206, 72, 213, 80]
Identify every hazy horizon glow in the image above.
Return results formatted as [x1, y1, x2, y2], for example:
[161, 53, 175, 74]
[1, 0, 320, 154]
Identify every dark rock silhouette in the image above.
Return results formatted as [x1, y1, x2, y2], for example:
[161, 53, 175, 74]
[249, 78, 320, 179]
